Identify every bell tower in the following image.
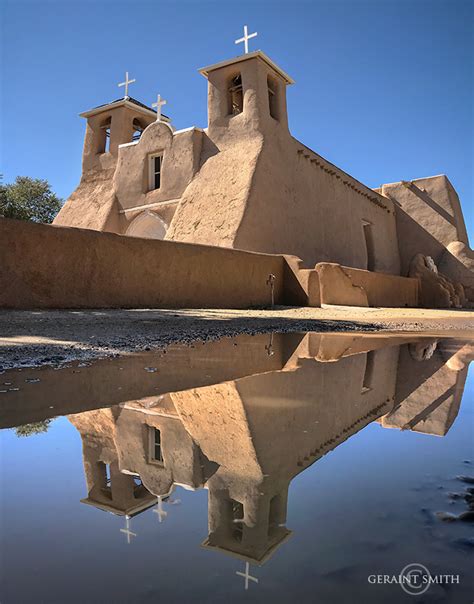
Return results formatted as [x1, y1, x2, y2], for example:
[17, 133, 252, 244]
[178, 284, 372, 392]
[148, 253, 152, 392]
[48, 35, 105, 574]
[79, 97, 159, 172]
[199, 50, 294, 139]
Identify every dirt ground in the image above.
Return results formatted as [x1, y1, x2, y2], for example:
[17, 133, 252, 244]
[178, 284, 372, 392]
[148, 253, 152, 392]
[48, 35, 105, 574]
[1, 306, 473, 369]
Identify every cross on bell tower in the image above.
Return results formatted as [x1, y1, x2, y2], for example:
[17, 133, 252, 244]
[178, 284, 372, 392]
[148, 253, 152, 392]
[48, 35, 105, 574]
[118, 71, 136, 98]
[235, 25, 258, 54]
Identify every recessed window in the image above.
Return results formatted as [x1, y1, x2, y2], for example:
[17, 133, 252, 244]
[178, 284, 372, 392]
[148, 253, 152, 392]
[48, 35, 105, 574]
[152, 428, 163, 463]
[362, 220, 375, 271]
[362, 351, 375, 392]
[148, 154, 163, 191]
[267, 76, 279, 120]
[98, 116, 112, 154]
[228, 74, 243, 115]
[231, 499, 244, 542]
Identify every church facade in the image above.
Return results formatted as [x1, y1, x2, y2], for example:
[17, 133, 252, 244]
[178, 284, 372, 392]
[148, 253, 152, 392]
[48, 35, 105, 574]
[54, 49, 474, 307]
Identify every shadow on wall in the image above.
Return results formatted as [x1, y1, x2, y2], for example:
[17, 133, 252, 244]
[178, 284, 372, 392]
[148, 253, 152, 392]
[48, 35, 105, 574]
[395, 208, 474, 307]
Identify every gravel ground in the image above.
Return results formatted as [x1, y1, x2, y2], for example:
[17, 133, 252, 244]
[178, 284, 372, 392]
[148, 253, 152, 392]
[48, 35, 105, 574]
[1, 306, 473, 370]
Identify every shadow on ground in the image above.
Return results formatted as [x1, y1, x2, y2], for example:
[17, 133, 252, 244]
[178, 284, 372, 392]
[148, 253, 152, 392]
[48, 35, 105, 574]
[0, 308, 382, 369]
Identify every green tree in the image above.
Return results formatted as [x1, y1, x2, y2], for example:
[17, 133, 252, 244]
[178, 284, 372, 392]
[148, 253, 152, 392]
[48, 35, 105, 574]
[14, 419, 52, 437]
[0, 176, 63, 223]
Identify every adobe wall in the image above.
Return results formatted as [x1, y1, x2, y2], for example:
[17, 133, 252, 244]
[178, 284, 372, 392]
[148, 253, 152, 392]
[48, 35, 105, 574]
[235, 131, 401, 273]
[165, 130, 264, 248]
[53, 167, 119, 233]
[0, 218, 308, 309]
[381, 176, 474, 299]
[316, 262, 419, 307]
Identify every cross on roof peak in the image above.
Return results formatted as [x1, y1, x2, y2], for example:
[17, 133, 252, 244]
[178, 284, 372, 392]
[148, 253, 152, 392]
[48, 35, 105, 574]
[235, 24, 258, 55]
[152, 93, 167, 122]
[118, 71, 136, 98]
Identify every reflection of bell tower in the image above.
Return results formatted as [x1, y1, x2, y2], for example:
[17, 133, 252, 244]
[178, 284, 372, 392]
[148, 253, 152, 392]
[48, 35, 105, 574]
[202, 480, 292, 565]
[69, 409, 157, 516]
[81, 449, 156, 516]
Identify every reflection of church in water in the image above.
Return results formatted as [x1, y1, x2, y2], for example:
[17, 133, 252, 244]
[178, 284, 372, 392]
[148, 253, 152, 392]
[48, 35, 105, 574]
[68, 333, 471, 585]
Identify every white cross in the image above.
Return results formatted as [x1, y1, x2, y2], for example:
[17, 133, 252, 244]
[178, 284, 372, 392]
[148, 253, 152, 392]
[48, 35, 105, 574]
[236, 562, 259, 590]
[120, 515, 137, 544]
[118, 71, 136, 98]
[235, 25, 258, 55]
[152, 94, 167, 122]
[152, 496, 168, 523]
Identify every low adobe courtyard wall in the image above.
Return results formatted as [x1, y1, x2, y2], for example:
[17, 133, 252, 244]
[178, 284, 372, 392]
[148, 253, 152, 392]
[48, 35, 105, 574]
[0, 219, 310, 309]
[316, 263, 419, 308]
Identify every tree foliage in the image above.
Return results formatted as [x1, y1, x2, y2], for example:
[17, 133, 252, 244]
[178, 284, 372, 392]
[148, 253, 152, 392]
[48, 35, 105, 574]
[0, 176, 63, 223]
[14, 419, 52, 437]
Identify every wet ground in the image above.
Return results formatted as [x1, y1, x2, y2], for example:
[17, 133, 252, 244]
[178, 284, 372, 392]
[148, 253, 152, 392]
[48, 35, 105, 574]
[1, 307, 473, 370]
[1, 331, 473, 603]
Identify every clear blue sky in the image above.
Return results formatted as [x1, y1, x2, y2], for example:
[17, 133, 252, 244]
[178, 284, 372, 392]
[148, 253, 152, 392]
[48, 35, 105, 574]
[1, 0, 472, 240]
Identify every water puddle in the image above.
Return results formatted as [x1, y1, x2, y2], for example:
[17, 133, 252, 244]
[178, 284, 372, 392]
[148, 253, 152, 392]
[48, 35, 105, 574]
[1, 332, 473, 603]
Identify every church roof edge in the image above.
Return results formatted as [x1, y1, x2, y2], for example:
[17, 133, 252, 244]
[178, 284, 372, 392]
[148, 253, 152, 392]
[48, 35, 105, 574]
[199, 50, 295, 85]
[79, 96, 171, 121]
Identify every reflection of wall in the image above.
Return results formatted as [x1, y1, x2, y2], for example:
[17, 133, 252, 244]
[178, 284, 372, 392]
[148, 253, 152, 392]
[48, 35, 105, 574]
[1, 333, 292, 429]
[115, 398, 218, 497]
[380, 340, 469, 436]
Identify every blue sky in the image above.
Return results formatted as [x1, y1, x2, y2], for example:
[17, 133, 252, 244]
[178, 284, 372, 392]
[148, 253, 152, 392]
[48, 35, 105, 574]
[1, 0, 472, 240]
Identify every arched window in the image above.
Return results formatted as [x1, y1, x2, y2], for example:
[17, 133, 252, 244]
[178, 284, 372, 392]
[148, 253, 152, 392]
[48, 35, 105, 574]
[267, 76, 279, 120]
[228, 74, 243, 115]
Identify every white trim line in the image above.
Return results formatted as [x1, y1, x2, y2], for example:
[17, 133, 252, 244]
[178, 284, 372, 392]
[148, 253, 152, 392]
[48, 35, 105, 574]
[123, 403, 180, 419]
[174, 482, 197, 491]
[119, 140, 139, 149]
[381, 174, 448, 187]
[173, 126, 204, 135]
[119, 198, 181, 215]
[119, 126, 202, 149]
[80, 98, 172, 121]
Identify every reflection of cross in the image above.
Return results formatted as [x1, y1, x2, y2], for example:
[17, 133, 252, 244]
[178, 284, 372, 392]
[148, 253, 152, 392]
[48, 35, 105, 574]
[265, 333, 275, 356]
[153, 496, 168, 523]
[235, 25, 258, 54]
[236, 562, 259, 590]
[120, 515, 137, 544]
[118, 71, 136, 98]
[152, 94, 167, 122]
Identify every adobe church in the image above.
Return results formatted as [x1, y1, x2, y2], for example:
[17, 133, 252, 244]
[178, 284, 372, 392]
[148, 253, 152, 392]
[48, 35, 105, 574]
[44, 30, 474, 308]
